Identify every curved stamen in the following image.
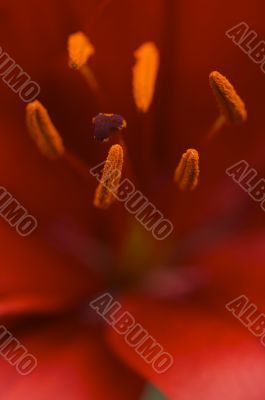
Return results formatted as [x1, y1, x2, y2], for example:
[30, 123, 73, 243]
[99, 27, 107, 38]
[209, 70, 247, 125]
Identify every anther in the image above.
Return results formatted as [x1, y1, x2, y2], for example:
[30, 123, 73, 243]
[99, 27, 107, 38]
[174, 149, 200, 191]
[26, 100, 65, 159]
[68, 32, 95, 70]
[209, 71, 247, 125]
[132, 42, 159, 113]
[68, 32, 100, 96]
[93, 144, 124, 209]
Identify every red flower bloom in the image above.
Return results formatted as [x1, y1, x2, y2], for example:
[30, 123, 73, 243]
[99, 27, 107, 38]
[0, 0, 265, 399]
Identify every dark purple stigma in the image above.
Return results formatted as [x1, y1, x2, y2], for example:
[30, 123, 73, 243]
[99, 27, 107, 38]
[93, 113, 126, 141]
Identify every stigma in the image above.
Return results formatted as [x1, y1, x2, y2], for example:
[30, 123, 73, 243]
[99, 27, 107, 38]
[93, 113, 127, 142]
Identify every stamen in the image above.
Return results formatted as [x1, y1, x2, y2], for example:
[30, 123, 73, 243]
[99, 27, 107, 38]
[92, 113, 127, 142]
[93, 144, 124, 209]
[132, 42, 159, 113]
[209, 71, 247, 125]
[68, 32, 100, 96]
[174, 149, 200, 191]
[79, 65, 100, 95]
[68, 32, 95, 70]
[26, 100, 65, 159]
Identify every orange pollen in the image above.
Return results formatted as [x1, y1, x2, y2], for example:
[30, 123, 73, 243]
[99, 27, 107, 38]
[132, 42, 160, 113]
[174, 149, 200, 191]
[26, 100, 65, 160]
[209, 71, 247, 125]
[93, 144, 124, 209]
[68, 32, 95, 70]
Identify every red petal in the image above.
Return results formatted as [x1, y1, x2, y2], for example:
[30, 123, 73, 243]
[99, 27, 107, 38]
[107, 296, 265, 399]
[0, 318, 144, 400]
[198, 229, 265, 303]
[0, 117, 103, 317]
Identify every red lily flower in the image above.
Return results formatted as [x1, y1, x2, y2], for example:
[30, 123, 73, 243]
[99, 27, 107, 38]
[0, 0, 265, 399]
